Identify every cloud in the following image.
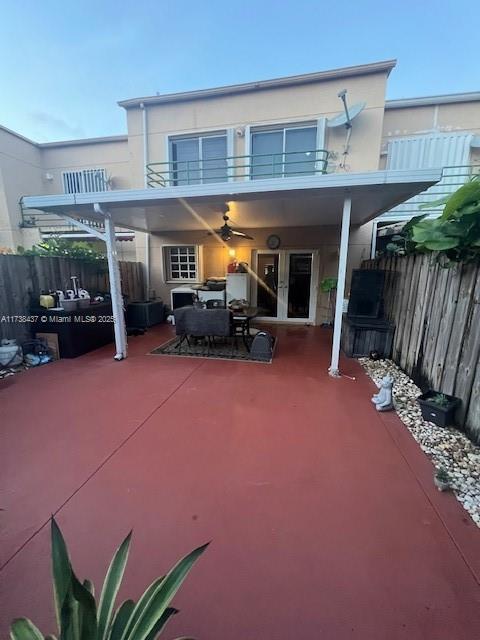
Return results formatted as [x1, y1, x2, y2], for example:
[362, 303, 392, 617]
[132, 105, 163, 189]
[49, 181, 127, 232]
[29, 111, 86, 141]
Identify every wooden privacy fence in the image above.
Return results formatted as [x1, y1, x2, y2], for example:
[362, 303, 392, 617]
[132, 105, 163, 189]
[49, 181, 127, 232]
[0, 255, 145, 343]
[362, 255, 480, 442]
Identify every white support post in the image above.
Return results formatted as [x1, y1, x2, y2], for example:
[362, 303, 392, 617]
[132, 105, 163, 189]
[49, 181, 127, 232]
[329, 195, 351, 377]
[370, 220, 378, 259]
[103, 209, 128, 360]
[145, 232, 150, 300]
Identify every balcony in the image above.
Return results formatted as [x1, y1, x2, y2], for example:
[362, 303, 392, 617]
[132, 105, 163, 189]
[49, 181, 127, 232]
[381, 163, 480, 219]
[146, 148, 330, 188]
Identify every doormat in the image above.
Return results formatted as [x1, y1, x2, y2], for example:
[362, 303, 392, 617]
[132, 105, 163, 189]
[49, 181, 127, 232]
[150, 335, 275, 363]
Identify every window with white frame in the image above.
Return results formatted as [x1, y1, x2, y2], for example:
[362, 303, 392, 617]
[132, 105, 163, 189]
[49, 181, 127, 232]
[169, 133, 228, 185]
[62, 168, 108, 194]
[250, 124, 318, 179]
[164, 246, 198, 281]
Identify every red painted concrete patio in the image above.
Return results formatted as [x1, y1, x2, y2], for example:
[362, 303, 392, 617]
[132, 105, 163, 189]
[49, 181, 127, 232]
[1, 325, 479, 639]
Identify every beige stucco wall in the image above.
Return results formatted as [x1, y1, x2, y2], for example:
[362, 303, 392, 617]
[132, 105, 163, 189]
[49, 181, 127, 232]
[383, 100, 480, 139]
[379, 99, 480, 171]
[125, 70, 390, 187]
[41, 138, 131, 194]
[124, 73, 385, 317]
[142, 222, 372, 324]
[0, 128, 132, 251]
[0, 127, 44, 250]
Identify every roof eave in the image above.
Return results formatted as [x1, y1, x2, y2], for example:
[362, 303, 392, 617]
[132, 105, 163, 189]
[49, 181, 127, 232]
[39, 134, 128, 148]
[118, 60, 397, 109]
[386, 91, 480, 109]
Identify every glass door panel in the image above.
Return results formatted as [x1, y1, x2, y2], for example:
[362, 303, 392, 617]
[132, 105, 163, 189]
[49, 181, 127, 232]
[287, 253, 313, 319]
[251, 131, 283, 179]
[202, 135, 228, 183]
[284, 127, 317, 176]
[256, 253, 280, 317]
[171, 138, 200, 185]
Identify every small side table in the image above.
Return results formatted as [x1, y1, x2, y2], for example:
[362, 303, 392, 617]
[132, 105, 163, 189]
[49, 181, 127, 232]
[231, 307, 258, 351]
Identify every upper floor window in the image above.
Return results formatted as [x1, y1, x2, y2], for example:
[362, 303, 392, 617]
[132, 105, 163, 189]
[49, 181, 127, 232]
[169, 133, 228, 186]
[251, 124, 317, 179]
[62, 168, 108, 194]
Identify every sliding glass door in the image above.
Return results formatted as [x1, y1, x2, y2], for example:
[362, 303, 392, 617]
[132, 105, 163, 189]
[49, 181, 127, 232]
[250, 125, 317, 179]
[170, 134, 228, 185]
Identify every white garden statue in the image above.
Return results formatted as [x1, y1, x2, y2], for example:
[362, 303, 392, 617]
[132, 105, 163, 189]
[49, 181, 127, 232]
[372, 375, 394, 411]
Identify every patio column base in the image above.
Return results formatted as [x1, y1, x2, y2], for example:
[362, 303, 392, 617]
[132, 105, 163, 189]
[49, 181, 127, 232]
[328, 367, 341, 378]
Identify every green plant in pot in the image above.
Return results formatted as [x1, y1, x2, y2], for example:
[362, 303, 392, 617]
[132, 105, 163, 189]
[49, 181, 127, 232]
[320, 277, 337, 327]
[10, 517, 208, 640]
[434, 466, 451, 492]
[417, 390, 461, 428]
[430, 393, 450, 408]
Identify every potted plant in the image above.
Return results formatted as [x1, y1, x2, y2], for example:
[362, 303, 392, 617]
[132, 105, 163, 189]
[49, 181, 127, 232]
[434, 466, 451, 492]
[417, 390, 461, 428]
[320, 277, 337, 327]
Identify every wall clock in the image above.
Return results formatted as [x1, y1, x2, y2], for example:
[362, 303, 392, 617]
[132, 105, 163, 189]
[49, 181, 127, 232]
[266, 234, 281, 250]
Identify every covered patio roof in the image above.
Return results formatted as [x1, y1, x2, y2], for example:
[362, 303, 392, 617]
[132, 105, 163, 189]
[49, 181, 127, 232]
[22, 169, 441, 232]
[21, 169, 441, 372]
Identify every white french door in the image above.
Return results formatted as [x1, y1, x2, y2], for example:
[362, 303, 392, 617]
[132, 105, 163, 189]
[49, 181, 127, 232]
[252, 249, 319, 323]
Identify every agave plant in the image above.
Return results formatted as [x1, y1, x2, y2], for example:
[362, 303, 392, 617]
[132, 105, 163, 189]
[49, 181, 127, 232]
[10, 518, 208, 640]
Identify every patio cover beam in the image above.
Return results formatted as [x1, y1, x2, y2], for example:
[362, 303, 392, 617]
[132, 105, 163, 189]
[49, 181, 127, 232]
[61, 214, 105, 240]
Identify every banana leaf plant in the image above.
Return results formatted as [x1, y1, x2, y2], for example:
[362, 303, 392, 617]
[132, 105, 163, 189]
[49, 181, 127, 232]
[412, 176, 480, 264]
[10, 517, 208, 640]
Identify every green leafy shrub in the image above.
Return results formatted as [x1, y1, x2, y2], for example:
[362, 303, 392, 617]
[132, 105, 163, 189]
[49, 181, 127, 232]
[18, 238, 106, 263]
[413, 176, 480, 264]
[320, 277, 337, 292]
[10, 517, 208, 640]
[384, 176, 480, 265]
[384, 215, 427, 256]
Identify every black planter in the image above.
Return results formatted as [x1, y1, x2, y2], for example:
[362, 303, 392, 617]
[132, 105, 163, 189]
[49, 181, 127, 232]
[417, 390, 461, 428]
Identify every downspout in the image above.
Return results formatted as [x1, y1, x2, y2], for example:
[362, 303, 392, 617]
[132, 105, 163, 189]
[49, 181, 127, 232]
[140, 102, 151, 300]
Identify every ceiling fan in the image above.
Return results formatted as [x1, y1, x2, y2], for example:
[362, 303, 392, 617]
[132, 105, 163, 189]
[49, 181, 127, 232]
[209, 204, 254, 241]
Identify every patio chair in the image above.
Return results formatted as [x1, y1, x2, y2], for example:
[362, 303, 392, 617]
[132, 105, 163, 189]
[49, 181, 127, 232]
[173, 306, 233, 350]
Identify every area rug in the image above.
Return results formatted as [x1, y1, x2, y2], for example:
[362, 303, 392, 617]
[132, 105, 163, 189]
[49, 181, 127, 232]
[150, 335, 275, 363]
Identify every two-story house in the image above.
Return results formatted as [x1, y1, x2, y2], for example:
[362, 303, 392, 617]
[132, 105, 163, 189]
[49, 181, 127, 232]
[5, 59, 479, 370]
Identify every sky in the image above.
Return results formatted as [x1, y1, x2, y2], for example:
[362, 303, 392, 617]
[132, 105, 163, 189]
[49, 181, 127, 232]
[1, 0, 478, 143]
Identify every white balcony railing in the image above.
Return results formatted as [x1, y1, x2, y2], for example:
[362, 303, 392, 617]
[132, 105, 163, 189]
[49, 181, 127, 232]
[146, 149, 330, 188]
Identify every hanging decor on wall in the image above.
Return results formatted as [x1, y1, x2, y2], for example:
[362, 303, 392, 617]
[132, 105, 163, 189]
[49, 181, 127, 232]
[266, 234, 281, 249]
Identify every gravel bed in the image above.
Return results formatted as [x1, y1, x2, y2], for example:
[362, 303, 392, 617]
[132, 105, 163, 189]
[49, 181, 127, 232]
[359, 358, 480, 527]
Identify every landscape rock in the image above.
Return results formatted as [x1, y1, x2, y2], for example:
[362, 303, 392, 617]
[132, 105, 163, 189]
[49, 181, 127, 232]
[359, 357, 480, 528]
